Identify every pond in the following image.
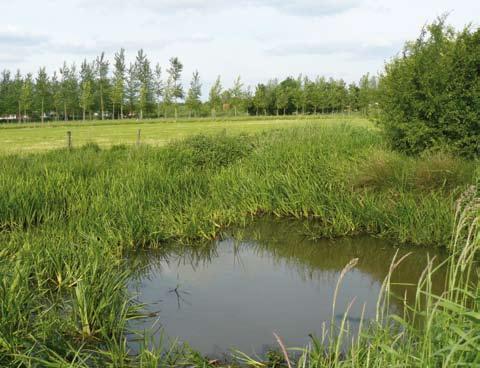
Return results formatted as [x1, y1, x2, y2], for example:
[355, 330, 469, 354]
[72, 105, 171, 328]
[128, 219, 446, 358]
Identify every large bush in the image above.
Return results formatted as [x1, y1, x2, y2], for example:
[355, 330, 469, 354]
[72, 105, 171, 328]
[378, 17, 480, 157]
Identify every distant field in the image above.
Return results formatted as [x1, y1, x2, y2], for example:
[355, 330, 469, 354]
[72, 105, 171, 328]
[0, 115, 372, 154]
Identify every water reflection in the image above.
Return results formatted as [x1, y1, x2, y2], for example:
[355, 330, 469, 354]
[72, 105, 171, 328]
[128, 218, 447, 357]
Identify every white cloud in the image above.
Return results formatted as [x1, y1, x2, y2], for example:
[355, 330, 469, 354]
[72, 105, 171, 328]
[0, 28, 49, 47]
[76, 0, 360, 16]
[266, 40, 403, 60]
[0, 0, 478, 90]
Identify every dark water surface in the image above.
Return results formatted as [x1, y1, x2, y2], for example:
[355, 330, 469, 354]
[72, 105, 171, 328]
[128, 219, 446, 357]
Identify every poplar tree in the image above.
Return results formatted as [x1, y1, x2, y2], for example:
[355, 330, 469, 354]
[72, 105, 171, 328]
[134, 49, 153, 119]
[51, 71, 61, 121]
[79, 59, 94, 121]
[229, 76, 244, 116]
[112, 49, 126, 119]
[0, 70, 12, 116]
[358, 73, 378, 116]
[275, 85, 288, 115]
[35, 68, 50, 123]
[13, 70, 22, 121]
[125, 63, 138, 117]
[221, 89, 231, 114]
[265, 80, 278, 115]
[95, 52, 109, 120]
[209, 76, 222, 119]
[59, 63, 70, 121]
[153, 63, 164, 118]
[59, 63, 78, 121]
[167, 57, 184, 120]
[79, 80, 93, 121]
[316, 77, 329, 114]
[19, 73, 33, 122]
[335, 79, 348, 114]
[253, 84, 267, 116]
[291, 75, 304, 115]
[185, 70, 202, 118]
[305, 78, 317, 114]
[347, 82, 359, 113]
[163, 77, 173, 118]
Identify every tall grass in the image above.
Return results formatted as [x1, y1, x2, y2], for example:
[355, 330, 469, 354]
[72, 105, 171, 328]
[0, 124, 478, 366]
[0, 125, 475, 246]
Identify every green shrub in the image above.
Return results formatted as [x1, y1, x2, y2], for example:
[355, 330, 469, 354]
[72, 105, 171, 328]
[378, 17, 480, 158]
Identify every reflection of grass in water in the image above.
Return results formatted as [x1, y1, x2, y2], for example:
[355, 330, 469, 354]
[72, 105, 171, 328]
[127, 240, 218, 282]
[130, 217, 447, 323]
[238, 188, 480, 367]
[231, 218, 447, 302]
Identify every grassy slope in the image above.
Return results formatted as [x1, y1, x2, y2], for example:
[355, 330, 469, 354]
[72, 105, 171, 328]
[0, 115, 370, 154]
[0, 122, 478, 366]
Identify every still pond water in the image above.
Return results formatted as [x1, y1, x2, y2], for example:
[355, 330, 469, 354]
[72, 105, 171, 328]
[128, 219, 446, 357]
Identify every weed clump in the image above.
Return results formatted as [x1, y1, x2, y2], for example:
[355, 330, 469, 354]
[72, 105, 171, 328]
[353, 149, 405, 190]
[413, 151, 474, 191]
[168, 133, 255, 169]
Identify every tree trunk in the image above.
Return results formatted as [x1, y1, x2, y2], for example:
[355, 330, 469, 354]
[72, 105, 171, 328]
[234, 106, 237, 117]
[112, 103, 115, 120]
[100, 88, 104, 120]
[83, 107, 86, 122]
[64, 103, 68, 121]
[41, 99, 44, 124]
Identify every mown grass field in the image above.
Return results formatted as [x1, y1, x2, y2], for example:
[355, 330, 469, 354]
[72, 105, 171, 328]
[0, 115, 371, 154]
[0, 119, 478, 366]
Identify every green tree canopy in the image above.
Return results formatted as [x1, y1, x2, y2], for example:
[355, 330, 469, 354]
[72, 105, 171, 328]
[378, 16, 480, 157]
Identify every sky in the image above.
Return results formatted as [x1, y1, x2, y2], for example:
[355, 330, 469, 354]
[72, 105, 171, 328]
[0, 0, 478, 93]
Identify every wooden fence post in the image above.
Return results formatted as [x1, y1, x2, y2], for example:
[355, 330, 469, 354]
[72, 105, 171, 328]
[67, 131, 72, 150]
[136, 129, 141, 147]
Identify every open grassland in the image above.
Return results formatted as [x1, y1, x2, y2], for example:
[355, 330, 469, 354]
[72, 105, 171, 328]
[0, 123, 478, 366]
[0, 115, 371, 154]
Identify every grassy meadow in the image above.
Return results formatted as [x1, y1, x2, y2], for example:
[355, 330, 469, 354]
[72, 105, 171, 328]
[0, 118, 479, 366]
[0, 114, 371, 154]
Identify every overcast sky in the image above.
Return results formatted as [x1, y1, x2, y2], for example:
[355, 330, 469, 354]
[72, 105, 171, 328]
[0, 0, 478, 93]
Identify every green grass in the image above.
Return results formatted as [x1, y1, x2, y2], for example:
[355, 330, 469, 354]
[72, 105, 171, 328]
[0, 114, 371, 154]
[0, 121, 478, 366]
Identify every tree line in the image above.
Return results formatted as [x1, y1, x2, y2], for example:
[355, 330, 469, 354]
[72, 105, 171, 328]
[0, 49, 379, 122]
